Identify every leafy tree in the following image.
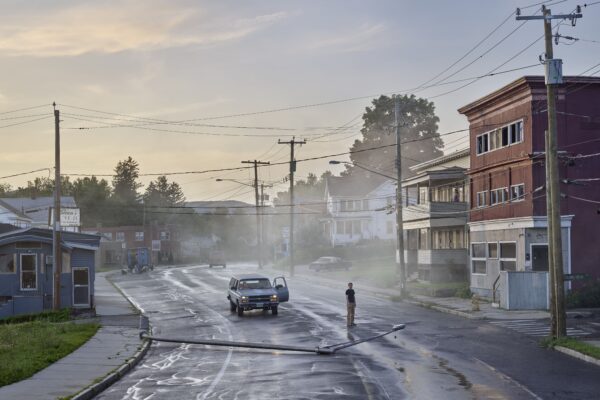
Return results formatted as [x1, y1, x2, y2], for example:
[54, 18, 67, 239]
[72, 176, 112, 227]
[0, 183, 11, 196]
[349, 94, 443, 179]
[143, 176, 185, 207]
[2, 176, 74, 198]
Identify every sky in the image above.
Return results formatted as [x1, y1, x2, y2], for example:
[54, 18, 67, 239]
[1, 0, 599, 203]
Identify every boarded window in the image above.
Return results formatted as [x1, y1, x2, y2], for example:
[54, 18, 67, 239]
[471, 243, 486, 258]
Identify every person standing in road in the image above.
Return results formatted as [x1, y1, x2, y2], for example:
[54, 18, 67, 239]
[346, 282, 356, 327]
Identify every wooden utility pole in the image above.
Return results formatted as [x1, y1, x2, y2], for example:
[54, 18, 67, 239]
[52, 103, 63, 310]
[278, 137, 306, 277]
[242, 160, 270, 269]
[394, 97, 407, 297]
[261, 183, 273, 265]
[517, 6, 582, 337]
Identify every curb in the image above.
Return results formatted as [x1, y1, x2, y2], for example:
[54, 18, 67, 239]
[554, 346, 600, 367]
[72, 337, 151, 400]
[71, 274, 151, 400]
[404, 299, 485, 320]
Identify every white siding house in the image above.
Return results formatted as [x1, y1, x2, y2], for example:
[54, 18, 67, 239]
[322, 176, 396, 246]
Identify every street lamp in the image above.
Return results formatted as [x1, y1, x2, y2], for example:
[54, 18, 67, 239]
[215, 178, 254, 187]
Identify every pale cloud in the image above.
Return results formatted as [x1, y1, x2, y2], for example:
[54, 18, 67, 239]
[307, 23, 386, 53]
[0, 3, 287, 57]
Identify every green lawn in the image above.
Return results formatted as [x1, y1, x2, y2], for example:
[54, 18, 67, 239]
[0, 320, 99, 387]
[544, 337, 600, 360]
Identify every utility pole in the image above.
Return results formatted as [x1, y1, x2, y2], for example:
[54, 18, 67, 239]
[278, 137, 306, 277]
[52, 103, 63, 310]
[242, 160, 270, 269]
[517, 6, 582, 338]
[394, 97, 407, 297]
[261, 183, 273, 266]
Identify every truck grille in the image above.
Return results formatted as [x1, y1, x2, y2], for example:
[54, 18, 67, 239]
[249, 295, 271, 302]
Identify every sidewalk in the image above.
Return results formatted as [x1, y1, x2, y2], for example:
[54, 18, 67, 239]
[0, 272, 147, 400]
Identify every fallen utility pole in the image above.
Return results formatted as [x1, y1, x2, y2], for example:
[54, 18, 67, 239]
[516, 5, 582, 338]
[52, 103, 63, 310]
[394, 97, 407, 297]
[139, 315, 405, 355]
[241, 160, 270, 269]
[278, 137, 306, 277]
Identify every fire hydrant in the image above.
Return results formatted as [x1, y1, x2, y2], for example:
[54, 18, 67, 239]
[471, 294, 480, 312]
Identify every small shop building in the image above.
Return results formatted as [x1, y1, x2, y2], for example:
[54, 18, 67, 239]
[0, 227, 100, 318]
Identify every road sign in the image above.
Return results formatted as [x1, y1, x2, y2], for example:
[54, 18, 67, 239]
[564, 273, 591, 281]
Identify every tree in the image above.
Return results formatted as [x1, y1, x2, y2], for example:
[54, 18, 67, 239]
[2, 176, 74, 198]
[143, 176, 185, 208]
[0, 183, 12, 196]
[349, 94, 444, 179]
[72, 176, 112, 227]
[111, 157, 143, 226]
[112, 157, 142, 204]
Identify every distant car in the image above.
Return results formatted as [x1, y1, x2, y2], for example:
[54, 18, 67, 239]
[309, 257, 351, 272]
[208, 250, 226, 268]
[227, 274, 289, 316]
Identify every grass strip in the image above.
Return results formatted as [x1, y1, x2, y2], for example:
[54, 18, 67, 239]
[0, 320, 99, 387]
[541, 337, 600, 360]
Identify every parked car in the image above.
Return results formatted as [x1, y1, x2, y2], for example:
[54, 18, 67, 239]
[227, 274, 289, 316]
[208, 250, 226, 268]
[308, 256, 351, 272]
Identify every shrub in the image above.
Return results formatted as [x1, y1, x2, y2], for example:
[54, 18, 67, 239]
[455, 284, 472, 299]
[565, 280, 600, 308]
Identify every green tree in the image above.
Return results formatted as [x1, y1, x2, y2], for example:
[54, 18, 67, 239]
[0, 183, 11, 196]
[72, 176, 112, 227]
[143, 176, 185, 207]
[111, 157, 143, 226]
[349, 94, 443, 179]
[4, 176, 74, 198]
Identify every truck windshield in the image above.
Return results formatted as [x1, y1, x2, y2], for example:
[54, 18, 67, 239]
[239, 279, 272, 289]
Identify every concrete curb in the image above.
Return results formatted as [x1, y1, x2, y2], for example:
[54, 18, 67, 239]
[554, 346, 600, 367]
[404, 299, 485, 320]
[71, 337, 151, 400]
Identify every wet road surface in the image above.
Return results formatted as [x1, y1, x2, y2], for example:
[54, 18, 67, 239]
[96, 264, 600, 400]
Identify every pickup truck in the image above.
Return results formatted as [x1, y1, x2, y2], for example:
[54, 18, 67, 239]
[227, 274, 289, 316]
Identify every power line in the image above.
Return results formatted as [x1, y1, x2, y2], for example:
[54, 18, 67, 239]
[0, 115, 53, 129]
[0, 104, 50, 116]
[0, 168, 52, 180]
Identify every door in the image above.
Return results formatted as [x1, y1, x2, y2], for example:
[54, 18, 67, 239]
[531, 245, 549, 271]
[273, 276, 289, 302]
[72, 267, 90, 307]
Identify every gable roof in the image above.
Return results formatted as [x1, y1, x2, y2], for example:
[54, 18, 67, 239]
[325, 175, 389, 197]
[0, 227, 100, 250]
[0, 197, 77, 226]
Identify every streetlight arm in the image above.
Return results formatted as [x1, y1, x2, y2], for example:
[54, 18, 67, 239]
[329, 160, 397, 181]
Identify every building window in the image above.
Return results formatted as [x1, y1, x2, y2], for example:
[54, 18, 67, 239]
[160, 231, 170, 240]
[471, 243, 487, 274]
[488, 242, 498, 259]
[490, 187, 509, 205]
[20, 254, 37, 290]
[336, 221, 344, 234]
[476, 134, 489, 155]
[72, 267, 90, 307]
[135, 232, 144, 241]
[419, 187, 429, 204]
[476, 119, 524, 156]
[102, 232, 113, 241]
[116, 232, 125, 242]
[0, 254, 15, 274]
[476, 191, 487, 208]
[510, 184, 525, 201]
[500, 242, 517, 271]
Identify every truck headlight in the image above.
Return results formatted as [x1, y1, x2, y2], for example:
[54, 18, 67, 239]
[241, 296, 249, 303]
[270, 295, 278, 301]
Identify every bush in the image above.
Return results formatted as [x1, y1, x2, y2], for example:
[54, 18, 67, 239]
[455, 284, 472, 299]
[565, 280, 600, 308]
[0, 309, 71, 325]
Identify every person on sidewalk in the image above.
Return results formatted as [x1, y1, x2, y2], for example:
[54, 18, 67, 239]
[346, 282, 356, 327]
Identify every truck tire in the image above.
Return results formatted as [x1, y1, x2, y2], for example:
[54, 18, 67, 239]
[271, 306, 278, 315]
[237, 303, 244, 317]
[230, 300, 236, 312]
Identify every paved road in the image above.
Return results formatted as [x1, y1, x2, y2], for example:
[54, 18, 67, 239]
[96, 264, 600, 400]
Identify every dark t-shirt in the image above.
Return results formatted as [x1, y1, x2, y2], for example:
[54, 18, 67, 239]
[345, 288, 356, 304]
